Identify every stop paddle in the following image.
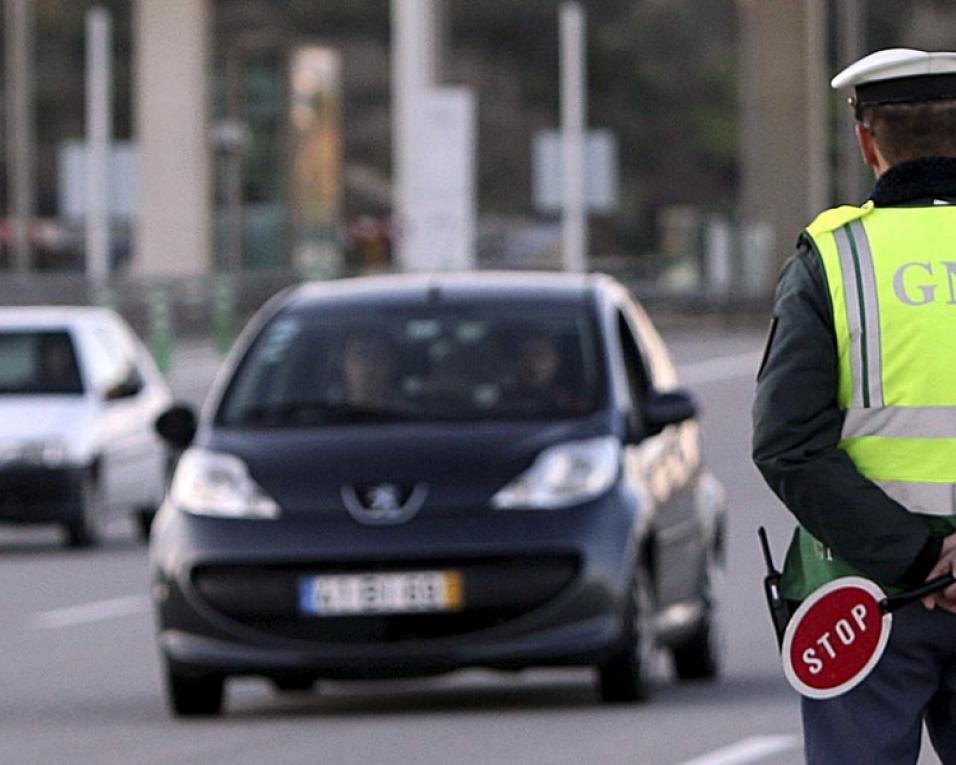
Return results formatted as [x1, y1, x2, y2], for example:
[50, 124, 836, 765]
[781, 572, 955, 699]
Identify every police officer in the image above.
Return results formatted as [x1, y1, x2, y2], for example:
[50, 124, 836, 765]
[752, 49, 956, 764]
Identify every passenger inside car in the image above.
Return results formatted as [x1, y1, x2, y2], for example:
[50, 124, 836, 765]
[508, 332, 590, 414]
[222, 311, 601, 427]
[37, 334, 83, 394]
[340, 331, 396, 408]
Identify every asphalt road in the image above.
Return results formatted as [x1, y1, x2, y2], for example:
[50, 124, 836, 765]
[0, 324, 941, 765]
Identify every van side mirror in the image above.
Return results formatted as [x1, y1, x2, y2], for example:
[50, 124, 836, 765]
[155, 405, 197, 450]
[643, 389, 697, 435]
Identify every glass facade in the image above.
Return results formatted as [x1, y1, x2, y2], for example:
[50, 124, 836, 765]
[212, 37, 344, 272]
[213, 46, 289, 270]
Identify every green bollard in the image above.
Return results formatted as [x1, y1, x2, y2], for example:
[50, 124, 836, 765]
[93, 284, 115, 310]
[211, 275, 236, 357]
[148, 286, 173, 376]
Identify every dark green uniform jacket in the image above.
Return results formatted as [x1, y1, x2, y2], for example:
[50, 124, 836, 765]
[752, 156, 956, 598]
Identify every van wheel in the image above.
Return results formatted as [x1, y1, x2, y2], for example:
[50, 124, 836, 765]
[597, 574, 654, 703]
[167, 668, 225, 717]
[65, 472, 101, 549]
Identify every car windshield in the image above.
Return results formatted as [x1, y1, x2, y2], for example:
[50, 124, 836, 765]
[217, 302, 603, 427]
[0, 330, 84, 395]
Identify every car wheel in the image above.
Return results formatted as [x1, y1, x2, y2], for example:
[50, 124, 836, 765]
[135, 507, 156, 543]
[64, 471, 101, 549]
[597, 573, 654, 703]
[272, 676, 318, 694]
[673, 554, 722, 681]
[166, 668, 225, 717]
[672, 616, 720, 680]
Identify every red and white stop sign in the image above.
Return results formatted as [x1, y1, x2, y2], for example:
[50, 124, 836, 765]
[782, 577, 891, 699]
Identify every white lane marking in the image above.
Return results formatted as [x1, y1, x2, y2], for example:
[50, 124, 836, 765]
[29, 595, 150, 630]
[678, 350, 763, 385]
[677, 735, 801, 765]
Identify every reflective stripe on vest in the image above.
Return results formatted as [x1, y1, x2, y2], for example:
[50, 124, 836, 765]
[833, 221, 883, 408]
[808, 203, 956, 517]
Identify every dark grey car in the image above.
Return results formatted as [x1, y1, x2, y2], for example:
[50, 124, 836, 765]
[151, 272, 726, 716]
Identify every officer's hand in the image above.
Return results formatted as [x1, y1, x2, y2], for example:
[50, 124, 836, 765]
[922, 533, 956, 613]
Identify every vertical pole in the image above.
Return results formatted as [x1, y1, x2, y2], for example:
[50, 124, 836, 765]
[838, 0, 867, 204]
[804, 0, 830, 217]
[560, 2, 587, 273]
[738, 0, 823, 291]
[134, 0, 212, 277]
[86, 7, 112, 289]
[430, 0, 446, 85]
[5, 0, 34, 273]
[223, 54, 243, 272]
[391, 0, 437, 272]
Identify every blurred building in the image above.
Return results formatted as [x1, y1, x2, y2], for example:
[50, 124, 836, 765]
[4, 0, 395, 278]
[5, 1, 744, 283]
[137, 0, 368, 278]
[12, 2, 955, 298]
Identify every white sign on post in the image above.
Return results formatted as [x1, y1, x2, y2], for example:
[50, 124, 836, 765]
[58, 141, 137, 221]
[399, 87, 476, 272]
[533, 128, 618, 215]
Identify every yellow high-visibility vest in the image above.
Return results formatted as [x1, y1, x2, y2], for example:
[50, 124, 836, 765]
[783, 201, 956, 598]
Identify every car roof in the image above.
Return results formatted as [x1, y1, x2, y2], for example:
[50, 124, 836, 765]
[284, 271, 617, 311]
[0, 306, 120, 330]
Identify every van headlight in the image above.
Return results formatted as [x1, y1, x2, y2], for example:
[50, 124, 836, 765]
[170, 448, 280, 519]
[491, 436, 621, 510]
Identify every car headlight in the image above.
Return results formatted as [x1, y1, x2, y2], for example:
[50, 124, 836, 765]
[0, 440, 68, 467]
[169, 448, 280, 519]
[491, 436, 621, 510]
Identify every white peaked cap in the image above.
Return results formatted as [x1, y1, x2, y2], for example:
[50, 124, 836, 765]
[832, 48, 956, 90]
[830, 48, 956, 115]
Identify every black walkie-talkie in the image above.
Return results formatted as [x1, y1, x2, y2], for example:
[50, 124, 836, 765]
[758, 527, 791, 649]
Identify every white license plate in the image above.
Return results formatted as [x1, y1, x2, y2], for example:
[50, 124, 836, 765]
[298, 571, 464, 616]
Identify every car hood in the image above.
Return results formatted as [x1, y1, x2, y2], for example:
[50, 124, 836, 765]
[204, 417, 613, 518]
[0, 396, 98, 460]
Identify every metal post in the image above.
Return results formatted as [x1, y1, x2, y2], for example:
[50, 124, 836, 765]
[134, 0, 212, 277]
[804, 0, 830, 217]
[86, 7, 112, 288]
[391, 0, 438, 272]
[219, 53, 243, 272]
[5, 0, 35, 273]
[838, 0, 867, 204]
[560, 2, 587, 273]
[430, 0, 446, 85]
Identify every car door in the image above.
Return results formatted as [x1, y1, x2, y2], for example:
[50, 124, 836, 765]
[83, 318, 170, 515]
[612, 298, 706, 613]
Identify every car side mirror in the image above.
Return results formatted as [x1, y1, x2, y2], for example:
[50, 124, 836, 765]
[103, 366, 145, 401]
[643, 389, 697, 435]
[155, 405, 197, 450]
[104, 378, 142, 401]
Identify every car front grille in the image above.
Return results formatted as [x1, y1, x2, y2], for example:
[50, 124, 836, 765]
[191, 556, 579, 643]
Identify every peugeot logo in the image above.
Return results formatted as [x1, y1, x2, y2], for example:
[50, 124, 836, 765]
[341, 483, 428, 525]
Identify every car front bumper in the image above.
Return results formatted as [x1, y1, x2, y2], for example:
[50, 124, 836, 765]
[150, 487, 643, 679]
[0, 465, 86, 524]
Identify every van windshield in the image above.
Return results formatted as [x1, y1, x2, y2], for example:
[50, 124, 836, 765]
[217, 303, 603, 427]
[0, 330, 84, 395]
